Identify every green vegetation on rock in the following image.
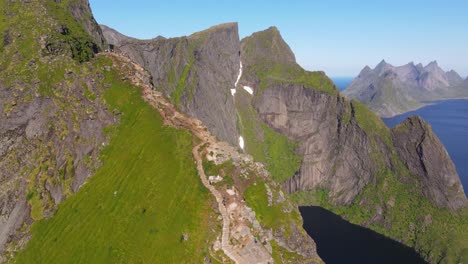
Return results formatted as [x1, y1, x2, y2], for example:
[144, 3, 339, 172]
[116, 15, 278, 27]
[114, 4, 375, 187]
[290, 99, 468, 263]
[43, 0, 100, 62]
[241, 27, 337, 96]
[14, 59, 217, 263]
[249, 62, 337, 95]
[292, 156, 468, 263]
[236, 92, 302, 183]
[171, 55, 195, 106]
[240, 25, 467, 264]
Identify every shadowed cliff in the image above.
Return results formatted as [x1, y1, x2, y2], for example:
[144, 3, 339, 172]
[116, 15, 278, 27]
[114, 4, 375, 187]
[101, 23, 240, 145]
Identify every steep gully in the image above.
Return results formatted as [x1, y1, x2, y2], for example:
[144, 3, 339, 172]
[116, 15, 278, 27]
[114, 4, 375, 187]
[107, 52, 276, 264]
[232, 61, 253, 150]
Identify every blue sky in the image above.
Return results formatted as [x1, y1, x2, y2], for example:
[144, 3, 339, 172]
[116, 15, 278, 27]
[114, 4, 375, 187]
[89, 0, 468, 77]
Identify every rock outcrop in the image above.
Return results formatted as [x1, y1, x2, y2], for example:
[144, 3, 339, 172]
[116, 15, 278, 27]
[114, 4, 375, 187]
[392, 116, 467, 210]
[254, 85, 379, 205]
[0, 0, 114, 258]
[111, 53, 322, 263]
[100, 24, 133, 46]
[68, 0, 107, 49]
[2, 2, 323, 262]
[343, 60, 468, 117]
[240, 27, 467, 209]
[100, 24, 240, 145]
[238, 27, 379, 205]
[237, 27, 467, 263]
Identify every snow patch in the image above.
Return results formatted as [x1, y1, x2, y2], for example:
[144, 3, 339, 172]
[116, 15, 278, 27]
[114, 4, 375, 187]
[243, 86, 254, 95]
[239, 136, 245, 150]
[235, 62, 243, 88]
[231, 62, 243, 97]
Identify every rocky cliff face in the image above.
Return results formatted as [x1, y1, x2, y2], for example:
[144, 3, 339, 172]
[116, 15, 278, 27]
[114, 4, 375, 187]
[392, 116, 467, 210]
[1, 3, 322, 263]
[237, 27, 382, 205]
[0, 0, 114, 257]
[254, 85, 381, 205]
[238, 27, 467, 263]
[8, 2, 463, 261]
[100, 24, 240, 145]
[100, 24, 133, 46]
[67, 0, 107, 49]
[240, 27, 467, 210]
[344, 60, 468, 117]
[253, 81, 467, 210]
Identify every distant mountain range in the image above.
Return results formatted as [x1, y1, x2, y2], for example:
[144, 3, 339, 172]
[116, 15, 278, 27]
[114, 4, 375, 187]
[343, 60, 468, 117]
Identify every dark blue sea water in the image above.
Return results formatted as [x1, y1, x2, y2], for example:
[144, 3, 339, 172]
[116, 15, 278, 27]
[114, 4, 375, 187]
[332, 77, 354, 91]
[383, 99, 468, 193]
[300, 206, 427, 264]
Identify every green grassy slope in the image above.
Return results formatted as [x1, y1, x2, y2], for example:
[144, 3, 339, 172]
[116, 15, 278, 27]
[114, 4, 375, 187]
[14, 60, 216, 263]
[240, 27, 337, 96]
[236, 91, 302, 183]
[235, 27, 336, 184]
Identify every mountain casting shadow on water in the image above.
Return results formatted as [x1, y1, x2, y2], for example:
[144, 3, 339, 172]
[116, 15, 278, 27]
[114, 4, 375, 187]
[300, 206, 427, 264]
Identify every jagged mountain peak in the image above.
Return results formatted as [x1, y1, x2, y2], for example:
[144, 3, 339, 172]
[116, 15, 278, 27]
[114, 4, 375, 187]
[446, 69, 464, 86]
[423, 60, 446, 74]
[375, 59, 388, 67]
[426, 60, 439, 67]
[100, 24, 137, 46]
[416, 63, 424, 70]
[397, 116, 432, 133]
[189, 22, 238, 39]
[344, 59, 468, 117]
[241, 26, 296, 65]
[378, 59, 387, 64]
[403, 61, 416, 70]
[358, 65, 373, 77]
[374, 59, 394, 75]
[392, 116, 467, 210]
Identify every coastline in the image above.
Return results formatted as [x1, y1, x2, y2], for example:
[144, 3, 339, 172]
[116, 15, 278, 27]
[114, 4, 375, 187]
[379, 97, 468, 119]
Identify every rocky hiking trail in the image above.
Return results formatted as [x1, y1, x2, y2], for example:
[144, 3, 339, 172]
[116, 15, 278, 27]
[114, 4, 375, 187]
[106, 52, 277, 264]
[193, 142, 244, 264]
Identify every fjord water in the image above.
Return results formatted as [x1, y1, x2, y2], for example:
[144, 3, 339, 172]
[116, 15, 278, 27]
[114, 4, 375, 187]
[300, 206, 427, 264]
[383, 99, 468, 193]
[331, 77, 354, 91]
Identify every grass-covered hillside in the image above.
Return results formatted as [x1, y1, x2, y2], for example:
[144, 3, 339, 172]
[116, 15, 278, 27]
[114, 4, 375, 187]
[1, 0, 216, 262]
[14, 58, 217, 263]
[240, 27, 337, 95]
[2, 1, 320, 263]
[1, 1, 114, 257]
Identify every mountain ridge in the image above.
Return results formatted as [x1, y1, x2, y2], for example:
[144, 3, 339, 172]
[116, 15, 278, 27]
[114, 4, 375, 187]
[0, 1, 321, 262]
[344, 60, 468, 117]
[100, 23, 467, 263]
[101, 23, 240, 145]
[0, 1, 467, 263]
